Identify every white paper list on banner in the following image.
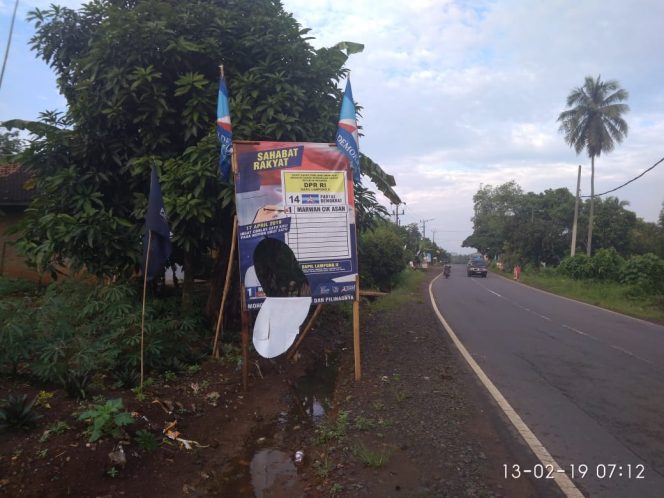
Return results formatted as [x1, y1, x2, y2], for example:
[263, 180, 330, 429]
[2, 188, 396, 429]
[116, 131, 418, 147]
[282, 170, 351, 262]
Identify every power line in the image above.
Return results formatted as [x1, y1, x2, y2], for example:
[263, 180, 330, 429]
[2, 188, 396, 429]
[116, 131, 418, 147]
[581, 156, 664, 198]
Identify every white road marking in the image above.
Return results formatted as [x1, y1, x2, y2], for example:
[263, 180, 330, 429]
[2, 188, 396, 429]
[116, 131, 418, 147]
[609, 344, 653, 365]
[487, 289, 502, 298]
[561, 324, 599, 341]
[430, 273, 584, 498]
[537, 314, 552, 321]
[562, 326, 654, 365]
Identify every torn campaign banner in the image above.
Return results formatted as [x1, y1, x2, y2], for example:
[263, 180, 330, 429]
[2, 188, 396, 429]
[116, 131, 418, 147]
[252, 297, 312, 358]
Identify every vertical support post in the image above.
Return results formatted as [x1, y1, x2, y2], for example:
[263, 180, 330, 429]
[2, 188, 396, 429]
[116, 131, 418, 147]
[212, 215, 238, 358]
[571, 165, 582, 257]
[240, 285, 250, 391]
[353, 273, 361, 382]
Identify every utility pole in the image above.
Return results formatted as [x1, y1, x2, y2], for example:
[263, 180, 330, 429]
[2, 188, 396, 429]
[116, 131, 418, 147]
[392, 202, 405, 226]
[420, 218, 434, 239]
[570, 165, 582, 257]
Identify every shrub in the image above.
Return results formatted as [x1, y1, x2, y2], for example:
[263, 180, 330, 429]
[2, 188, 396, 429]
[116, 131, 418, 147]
[5, 279, 206, 392]
[591, 248, 624, 281]
[620, 253, 664, 293]
[0, 299, 34, 374]
[0, 394, 42, 432]
[359, 225, 407, 291]
[558, 254, 593, 279]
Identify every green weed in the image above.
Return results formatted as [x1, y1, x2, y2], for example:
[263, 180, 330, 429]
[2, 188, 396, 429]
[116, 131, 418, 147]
[39, 420, 70, 442]
[317, 410, 350, 443]
[314, 455, 334, 479]
[330, 482, 344, 496]
[134, 429, 160, 452]
[78, 398, 133, 442]
[354, 415, 375, 431]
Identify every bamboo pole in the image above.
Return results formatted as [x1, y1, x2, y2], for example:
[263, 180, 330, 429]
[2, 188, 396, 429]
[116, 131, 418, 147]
[140, 231, 153, 390]
[353, 273, 361, 382]
[212, 215, 238, 358]
[287, 304, 323, 360]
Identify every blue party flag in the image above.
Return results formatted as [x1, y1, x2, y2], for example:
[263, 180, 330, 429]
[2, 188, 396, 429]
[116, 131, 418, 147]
[217, 73, 233, 182]
[335, 79, 361, 183]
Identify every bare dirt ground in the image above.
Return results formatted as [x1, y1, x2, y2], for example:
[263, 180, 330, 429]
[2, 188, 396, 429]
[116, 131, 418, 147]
[1, 268, 564, 497]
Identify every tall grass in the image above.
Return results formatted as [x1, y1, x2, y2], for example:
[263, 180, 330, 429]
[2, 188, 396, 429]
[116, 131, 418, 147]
[519, 270, 664, 324]
[370, 269, 426, 312]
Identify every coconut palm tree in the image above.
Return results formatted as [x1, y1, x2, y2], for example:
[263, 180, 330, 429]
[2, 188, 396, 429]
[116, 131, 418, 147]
[558, 75, 629, 256]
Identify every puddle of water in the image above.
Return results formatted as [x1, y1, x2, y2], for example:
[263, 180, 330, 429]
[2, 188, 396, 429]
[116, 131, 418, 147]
[288, 352, 339, 425]
[250, 448, 299, 497]
[216, 353, 340, 497]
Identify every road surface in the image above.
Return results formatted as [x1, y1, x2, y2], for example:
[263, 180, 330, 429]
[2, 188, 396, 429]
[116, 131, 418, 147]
[431, 265, 664, 498]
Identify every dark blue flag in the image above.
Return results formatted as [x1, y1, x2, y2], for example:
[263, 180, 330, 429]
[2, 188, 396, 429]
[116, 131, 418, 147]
[141, 166, 172, 281]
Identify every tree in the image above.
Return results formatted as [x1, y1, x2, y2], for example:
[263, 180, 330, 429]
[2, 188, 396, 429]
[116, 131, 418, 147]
[0, 127, 23, 161]
[557, 75, 629, 256]
[4, 0, 394, 313]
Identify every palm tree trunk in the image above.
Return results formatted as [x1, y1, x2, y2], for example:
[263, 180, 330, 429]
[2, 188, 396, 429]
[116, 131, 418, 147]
[586, 155, 595, 256]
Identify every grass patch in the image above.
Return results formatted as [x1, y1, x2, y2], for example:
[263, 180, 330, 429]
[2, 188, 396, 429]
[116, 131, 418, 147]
[353, 415, 375, 431]
[518, 270, 664, 323]
[354, 444, 391, 468]
[317, 410, 350, 443]
[370, 269, 427, 312]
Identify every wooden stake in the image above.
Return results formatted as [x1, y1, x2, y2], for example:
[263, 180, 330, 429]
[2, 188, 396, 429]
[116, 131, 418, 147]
[212, 215, 238, 358]
[353, 273, 361, 382]
[140, 231, 153, 390]
[287, 304, 323, 360]
[240, 286, 250, 392]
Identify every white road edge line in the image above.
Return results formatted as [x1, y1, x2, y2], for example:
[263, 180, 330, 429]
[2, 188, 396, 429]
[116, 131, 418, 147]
[429, 272, 584, 498]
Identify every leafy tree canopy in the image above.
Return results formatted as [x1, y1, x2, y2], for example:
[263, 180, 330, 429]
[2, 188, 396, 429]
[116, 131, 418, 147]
[463, 181, 657, 266]
[4, 0, 394, 280]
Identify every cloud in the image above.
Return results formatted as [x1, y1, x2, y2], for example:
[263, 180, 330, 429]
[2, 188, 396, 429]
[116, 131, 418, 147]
[2, 0, 662, 253]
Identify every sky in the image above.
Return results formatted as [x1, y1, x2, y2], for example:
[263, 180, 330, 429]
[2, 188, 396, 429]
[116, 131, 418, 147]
[1, 0, 663, 254]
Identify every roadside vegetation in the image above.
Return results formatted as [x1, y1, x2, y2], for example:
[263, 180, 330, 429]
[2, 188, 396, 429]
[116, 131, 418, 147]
[496, 249, 664, 323]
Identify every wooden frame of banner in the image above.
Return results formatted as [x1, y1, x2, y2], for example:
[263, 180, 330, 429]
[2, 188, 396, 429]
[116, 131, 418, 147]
[211, 215, 238, 358]
[287, 304, 323, 360]
[353, 273, 361, 382]
[240, 286, 250, 391]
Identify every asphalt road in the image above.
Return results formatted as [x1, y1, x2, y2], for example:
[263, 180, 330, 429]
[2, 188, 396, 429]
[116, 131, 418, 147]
[431, 265, 664, 498]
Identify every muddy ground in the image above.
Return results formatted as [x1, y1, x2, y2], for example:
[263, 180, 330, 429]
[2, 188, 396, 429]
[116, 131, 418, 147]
[1, 268, 563, 497]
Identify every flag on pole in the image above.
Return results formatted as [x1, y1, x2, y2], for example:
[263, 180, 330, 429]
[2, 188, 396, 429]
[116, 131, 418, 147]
[141, 166, 172, 281]
[217, 70, 233, 182]
[336, 79, 361, 183]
